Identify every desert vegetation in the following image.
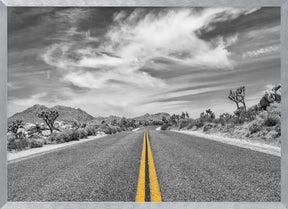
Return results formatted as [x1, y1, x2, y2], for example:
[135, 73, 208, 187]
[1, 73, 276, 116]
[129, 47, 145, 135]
[7, 84, 281, 152]
[161, 84, 281, 146]
[7, 107, 161, 151]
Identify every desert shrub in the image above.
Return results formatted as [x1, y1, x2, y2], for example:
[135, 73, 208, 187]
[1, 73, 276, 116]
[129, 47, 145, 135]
[267, 102, 281, 114]
[48, 130, 80, 143]
[8, 120, 24, 137]
[116, 126, 122, 132]
[103, 127, 112, 134]
[233, 107, 249, 124]
[195, 118, 204, 128]
[161, 123, 169, 130]
[42, 137, 53, 145]
[200, 109, 215, 123]
[7, 134, 16, 150]
[85, 126, 96, 136]
[264, 103, 281, 126]
[203, 123, 216, 132]
[219, 113, 233, 126]
[265, 113, 280, 126]
[48, 132, 63, 143]
[127, 127, 133, 131]
[265, 130, 280, 141]
[275, 124, 281, 136]
[7, 137, 29, 151]
[233, 105, 262, 125]
[246, 105, 261, 121]
[179, 119, 189, 129]
[78, 128, 88, 139]
[29, 138, 44, 148]
[185, 119, 196, 129]
[48, 132, 57, 141]
[259, 111, 268, 120]
[59, 131, 72, 143]
[110, 126, 118, 134]
[7, 134, 16, 142]
[98, 124, 113, 134]
[67, 130, 80, 141]
[249, 121, 262, 134]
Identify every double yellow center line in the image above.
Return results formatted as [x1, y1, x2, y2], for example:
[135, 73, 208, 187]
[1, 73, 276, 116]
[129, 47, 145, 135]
[136, 130, 162, 202]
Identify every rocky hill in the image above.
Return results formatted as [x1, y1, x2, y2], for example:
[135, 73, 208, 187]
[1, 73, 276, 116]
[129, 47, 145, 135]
[9, 104, 171, 126]
[8, 104, 95, 124]
[133, 112, 170, 123]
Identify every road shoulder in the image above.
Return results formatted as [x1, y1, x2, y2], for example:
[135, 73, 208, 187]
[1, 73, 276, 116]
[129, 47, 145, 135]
[7, 134, 106, 163]
[170, 130, 280, 157]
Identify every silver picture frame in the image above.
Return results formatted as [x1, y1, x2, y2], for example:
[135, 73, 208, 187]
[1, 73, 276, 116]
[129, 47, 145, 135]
[1, 0, 288, 208]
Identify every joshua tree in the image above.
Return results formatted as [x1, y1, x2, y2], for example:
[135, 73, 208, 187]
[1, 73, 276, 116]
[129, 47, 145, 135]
[228, 86, 246, 111]
[181, 112, 186, 119]
[38, 110, 59, 134]
[200, 109, 215, 122]
[8, 120, 24, 138]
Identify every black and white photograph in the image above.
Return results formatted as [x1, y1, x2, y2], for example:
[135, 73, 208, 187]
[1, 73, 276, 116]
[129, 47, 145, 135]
[7, 7, 281, 202]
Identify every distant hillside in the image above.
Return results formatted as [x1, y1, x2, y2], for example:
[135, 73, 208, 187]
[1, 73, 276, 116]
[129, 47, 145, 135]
[8, 104, 95, 124]
[88, 115, 122, 126]
[9, 104, 171, 126]
[133, 112, 170, 123]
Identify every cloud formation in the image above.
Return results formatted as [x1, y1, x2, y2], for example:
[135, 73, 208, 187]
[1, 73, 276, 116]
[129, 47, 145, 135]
[41, 8, 259, 91]
[8, 7, 281, 117]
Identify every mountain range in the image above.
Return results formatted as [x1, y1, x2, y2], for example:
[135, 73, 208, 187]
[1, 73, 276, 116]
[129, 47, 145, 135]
[8, 104, 95, 124]
[8, 104, 171, 124]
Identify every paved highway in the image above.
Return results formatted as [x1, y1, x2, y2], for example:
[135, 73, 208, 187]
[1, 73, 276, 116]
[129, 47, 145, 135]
[8, 129, 280, 202]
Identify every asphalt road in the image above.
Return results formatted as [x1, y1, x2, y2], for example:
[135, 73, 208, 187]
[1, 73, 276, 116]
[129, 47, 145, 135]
[8, 129, 280, 202]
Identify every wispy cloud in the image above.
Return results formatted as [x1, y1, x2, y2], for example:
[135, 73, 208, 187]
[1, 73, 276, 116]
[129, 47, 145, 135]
[242, 45, 280, 58]
[8, 7, 281, 117]
[41, 8, 258, 91]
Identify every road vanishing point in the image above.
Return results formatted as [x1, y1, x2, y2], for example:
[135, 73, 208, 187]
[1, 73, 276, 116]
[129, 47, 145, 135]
[8, 128, 280, 202]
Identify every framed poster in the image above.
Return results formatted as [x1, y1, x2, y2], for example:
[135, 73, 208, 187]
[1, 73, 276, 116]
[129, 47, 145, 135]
[0, 0, 288, 209]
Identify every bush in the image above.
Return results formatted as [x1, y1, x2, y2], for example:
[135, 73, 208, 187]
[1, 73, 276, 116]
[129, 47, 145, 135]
[85, 126, 96, 136]
[49, 132, 65, 143]
[56, 132, 70, 143]
[29, 138, 44, 148]
[186, 119, 196, 129]
[161, 123, 169, 130]
[275, 124, 281, 136]
[246, 105, 261, 121]
[264, 104, 281, 127]
[265, 113, 280, 126]
[98, 124, 113, 134]
[195, 119, 204, 128]
[110, 127, 118, 134]
[48, 132, 58, 142]
[179, 119, 188, 129]
[48, 130, 81, 143]
[249, 121, 262, 134]
[67, 130, 80, 141]
[78, 129, 88, 139]
[203, 123, 216, 132]
[7, 137, 29, 151]
[200, 109, 215, 123]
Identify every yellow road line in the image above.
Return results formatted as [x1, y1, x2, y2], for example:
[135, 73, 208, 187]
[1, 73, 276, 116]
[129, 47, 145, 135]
[135, 131, 146, 202]
[146, 131, 162, 202]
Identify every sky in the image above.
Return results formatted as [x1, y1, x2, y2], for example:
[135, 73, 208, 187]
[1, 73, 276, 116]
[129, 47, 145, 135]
[8, 7, 281, 118]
